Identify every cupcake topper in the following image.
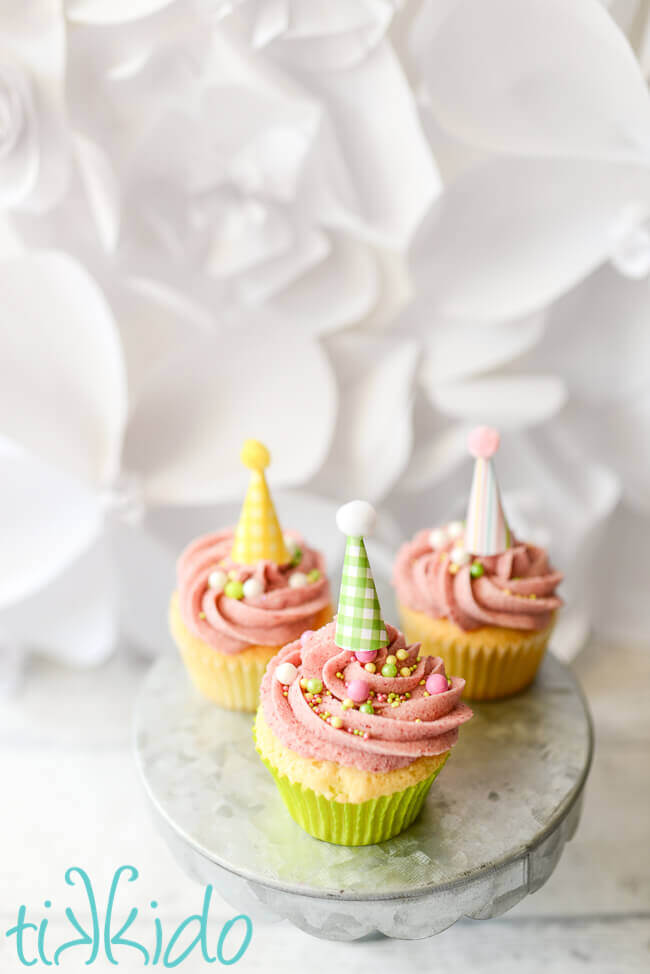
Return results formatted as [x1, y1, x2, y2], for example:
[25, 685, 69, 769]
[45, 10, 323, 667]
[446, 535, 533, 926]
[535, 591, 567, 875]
[334, 500, 388, 653]
[464, 426, 512, 555]
[230, 439, 291, 566]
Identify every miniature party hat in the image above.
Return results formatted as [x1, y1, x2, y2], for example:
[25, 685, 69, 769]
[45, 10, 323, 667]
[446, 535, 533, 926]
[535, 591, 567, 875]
[335, 500, 388, 653]
[464, 426, 512, 555]
[230, 439, 291, 566]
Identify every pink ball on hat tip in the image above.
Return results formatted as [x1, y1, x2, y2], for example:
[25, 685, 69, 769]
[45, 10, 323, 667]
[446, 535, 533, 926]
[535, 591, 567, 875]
[347, 679, 370, 703]
[426, 673, 449, 695]
[468, 426, 500, 459]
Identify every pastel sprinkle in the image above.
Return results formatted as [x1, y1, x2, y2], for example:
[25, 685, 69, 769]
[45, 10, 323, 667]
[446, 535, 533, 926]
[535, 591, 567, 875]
[400, 667, 411, 677]
[306, 678, 323, 694]
[224, 580, 244, 599]
[359, 703, 374, 715]
[396, 649, 408, 661]
[449, 563, 459, 575]
[307, 569, 321, 583]
[470, 561, 485, 579]
[331, 716, 343, 729]
[342, 698, 355, 710]
[199, 612, 206, 619]
[386, 655, 397, 665]
[382, 663, 397, 678]
[364, 662, 376, 673]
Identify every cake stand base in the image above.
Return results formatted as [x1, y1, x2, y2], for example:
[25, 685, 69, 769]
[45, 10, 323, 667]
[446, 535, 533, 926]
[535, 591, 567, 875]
[134, 648, 592, 941]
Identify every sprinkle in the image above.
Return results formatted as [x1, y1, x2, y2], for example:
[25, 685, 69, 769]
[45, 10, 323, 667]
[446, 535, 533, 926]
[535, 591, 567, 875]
[342, 698, 355, 710]
[449, 563, 459, 575]
[224, 579, 244, 599]
[300, 678, 309, 690]
[424, 691, 430, 697]
[382, 663, 397, 678]
[199, 612, 206, 619]
[415, 718, 421, 723]
[307, 569, 321, 583]
[305, 693, 313, 701]
[331, 716, 343, 729]
[419, 680, 426, 685]
[336, 672, 343, 679]
[470, 561, 485, 579]
[396, 649, 408, 661]
[400, 667, 410, 677]
[386, 654, 397, 665]
[364, 662, 376, 673]
[391, 701, 399, 708]
[359, 702, 374, 715]
[307, 678, 323, 693]
[529, 593, 537, 600]
[504, 588, 511, 596]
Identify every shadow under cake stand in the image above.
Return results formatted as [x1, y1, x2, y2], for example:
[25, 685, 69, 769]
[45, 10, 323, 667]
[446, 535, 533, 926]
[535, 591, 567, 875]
[134, 647, 593, 942]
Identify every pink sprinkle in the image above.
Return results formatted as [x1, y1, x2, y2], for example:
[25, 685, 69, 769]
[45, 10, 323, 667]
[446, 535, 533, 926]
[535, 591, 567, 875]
[468, 426, 500, 459]
[355, 650, 377, 663]
[426, 673, 449, 695]
[347, 679, 370, 703]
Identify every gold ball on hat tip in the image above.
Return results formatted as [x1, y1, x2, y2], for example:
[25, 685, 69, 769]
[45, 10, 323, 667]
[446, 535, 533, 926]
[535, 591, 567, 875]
[241, 439, 270, 471]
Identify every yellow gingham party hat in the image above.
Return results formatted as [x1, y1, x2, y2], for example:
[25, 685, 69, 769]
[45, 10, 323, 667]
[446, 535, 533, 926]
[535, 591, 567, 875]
[230, 439, 291, 566]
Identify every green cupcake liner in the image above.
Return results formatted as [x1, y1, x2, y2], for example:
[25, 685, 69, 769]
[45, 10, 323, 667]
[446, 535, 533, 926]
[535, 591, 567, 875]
[256, 742, 448, 846]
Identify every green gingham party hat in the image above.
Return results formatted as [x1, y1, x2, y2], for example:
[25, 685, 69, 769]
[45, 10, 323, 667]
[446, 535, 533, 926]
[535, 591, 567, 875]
[334, 500, 388, 653]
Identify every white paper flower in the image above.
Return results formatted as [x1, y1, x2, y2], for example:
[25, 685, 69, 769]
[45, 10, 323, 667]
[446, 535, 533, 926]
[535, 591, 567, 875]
[0, 251, 336, 678]
[0, 3, 69, 213]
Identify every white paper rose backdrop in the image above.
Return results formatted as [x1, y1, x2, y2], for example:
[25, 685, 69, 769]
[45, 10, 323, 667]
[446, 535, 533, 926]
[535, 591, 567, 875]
[1, 0, 649, 687]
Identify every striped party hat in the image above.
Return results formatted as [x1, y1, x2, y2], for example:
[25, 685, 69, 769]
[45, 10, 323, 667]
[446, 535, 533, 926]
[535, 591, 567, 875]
[334, 501, 388, 653]
[230, 439, 291, 566]
[464, 426, 512, 555]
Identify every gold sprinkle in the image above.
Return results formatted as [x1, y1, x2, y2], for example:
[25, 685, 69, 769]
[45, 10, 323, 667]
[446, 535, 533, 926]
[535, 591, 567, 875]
[529, 593, 537, 600]
[199, 612, 206, 619]
[449, 564, 459, 575]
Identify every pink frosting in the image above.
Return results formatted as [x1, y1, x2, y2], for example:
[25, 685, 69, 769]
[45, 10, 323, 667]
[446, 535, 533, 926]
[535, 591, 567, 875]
[177, 529, 331, 654]
[260, 622, 473, 773]
[393, 528, 563, 632]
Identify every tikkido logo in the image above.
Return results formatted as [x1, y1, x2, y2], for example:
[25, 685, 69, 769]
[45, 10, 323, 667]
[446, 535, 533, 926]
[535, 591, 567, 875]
[5, 866, 253, 968]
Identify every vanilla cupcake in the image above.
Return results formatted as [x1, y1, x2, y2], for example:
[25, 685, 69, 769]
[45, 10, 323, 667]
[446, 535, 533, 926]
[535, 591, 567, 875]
[170, 440, 332, 711]
[394, 427, 563, 700]
[255, 501, 472, 846]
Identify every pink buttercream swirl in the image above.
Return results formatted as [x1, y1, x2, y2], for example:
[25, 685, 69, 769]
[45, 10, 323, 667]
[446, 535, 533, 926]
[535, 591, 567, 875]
[260, 622, 472, 773]
[393, 529, 563, 632]
[177, 529, 330, 654]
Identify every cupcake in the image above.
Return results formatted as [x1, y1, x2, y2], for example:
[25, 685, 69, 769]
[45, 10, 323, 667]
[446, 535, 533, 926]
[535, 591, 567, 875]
[394, 426, 563, 701]
[170, 439, 332, 711]
[255, 500, 472, 846]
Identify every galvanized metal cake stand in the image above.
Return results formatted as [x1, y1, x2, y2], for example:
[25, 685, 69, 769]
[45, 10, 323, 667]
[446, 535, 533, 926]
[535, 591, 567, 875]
[134, 638, 593, 942]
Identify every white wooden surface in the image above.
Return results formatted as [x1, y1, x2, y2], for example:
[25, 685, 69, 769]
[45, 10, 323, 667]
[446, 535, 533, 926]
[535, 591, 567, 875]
[0, 638, 648, 973]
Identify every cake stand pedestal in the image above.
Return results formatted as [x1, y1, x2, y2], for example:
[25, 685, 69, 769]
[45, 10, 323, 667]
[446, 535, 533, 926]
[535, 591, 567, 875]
[134, 649, 593, 942]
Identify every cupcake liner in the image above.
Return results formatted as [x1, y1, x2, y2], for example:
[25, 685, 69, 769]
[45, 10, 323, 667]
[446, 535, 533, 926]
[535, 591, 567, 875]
[399, 602, 552, 701]
[181, 646, 273, 711]
[170, 594, 333, 712]
[256, 746, 447, 846]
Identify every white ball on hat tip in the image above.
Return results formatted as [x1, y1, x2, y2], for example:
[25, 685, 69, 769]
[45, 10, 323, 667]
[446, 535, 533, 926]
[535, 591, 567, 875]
[336, 500, 377, 537]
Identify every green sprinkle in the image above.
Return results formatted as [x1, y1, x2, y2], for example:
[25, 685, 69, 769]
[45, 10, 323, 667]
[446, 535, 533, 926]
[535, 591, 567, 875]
[307, 678, 322, 694]
[359, 703, 374, 715]
[470, 561, 485, 579]
[307, 569, 321, 582]
[331, 716, 343, 729]
[391, 701, 399, 708]
[224, 580, 244, 599]
[290, 547, 303, 568]
[199, 612, 206, 619]
[382, 663, 397, 678]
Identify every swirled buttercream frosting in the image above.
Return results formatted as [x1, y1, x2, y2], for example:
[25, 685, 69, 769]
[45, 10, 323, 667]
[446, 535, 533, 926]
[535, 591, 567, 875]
[393, 527, 563, 633]
[177, 529, 330, 654]
[259, 622, 472, 773]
